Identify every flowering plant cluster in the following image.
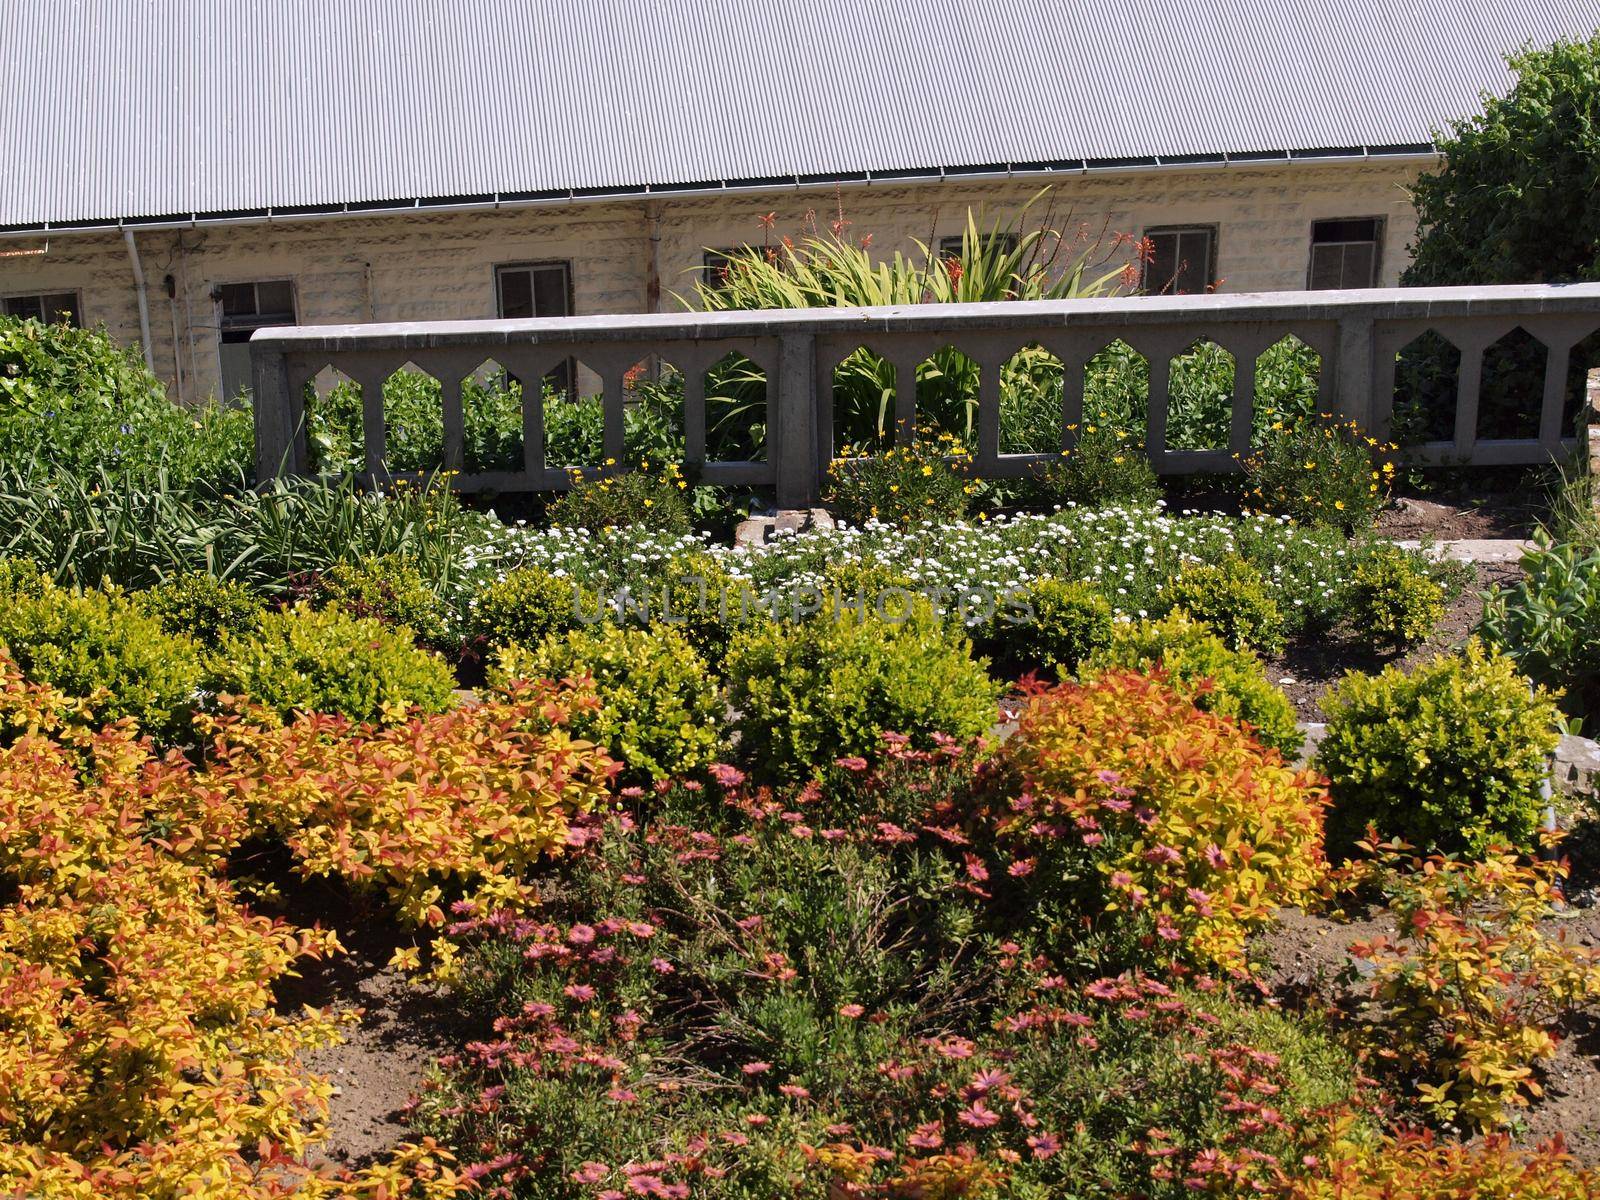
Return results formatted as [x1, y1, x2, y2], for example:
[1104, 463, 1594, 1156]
[1343, 839, 1600, 1129]
[1240, 413, 1397, 533]
[826, 430, 976, 526]
[415, 728, 1369, 1198]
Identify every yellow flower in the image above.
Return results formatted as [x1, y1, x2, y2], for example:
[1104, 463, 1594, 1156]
[921, 465, 933, 476]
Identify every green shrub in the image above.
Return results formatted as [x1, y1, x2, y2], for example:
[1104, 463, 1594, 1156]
[1348, 544, 1447, 651]
[213, 604, 456, 723]
[1314, 640, 1562, 858]
[466, 567, 585, 650]
[1085, 613, 1302, 756]
[1481, 536, 1600, 727]
[725, 603, 999, 781]
[312, 554, 447, 645]
[827, 432, 974, 527]
[0, 315, 251, 487]
[1167, 556, 1288, 655]
[0, 581, 204, 740]
[0, 556, 49, 599]
[1036, 424, 1160, 508]
[996, 578, 1114, 676]
[546, 461, 691, 533]
[134, 573, 264, 644]
[1241, 413, 1395, 533]
[492, 623, 721, 783]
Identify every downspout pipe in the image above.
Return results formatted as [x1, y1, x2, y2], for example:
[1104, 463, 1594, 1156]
[123, 228, 155, 373]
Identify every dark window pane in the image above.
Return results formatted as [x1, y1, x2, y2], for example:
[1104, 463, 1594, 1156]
[255, 280, 295, 319]
[1309, 244, 1344, 289]
[530, 266, 570, 317]
[498, 268, 534, 318]
[1144, 228, 1213, 295]
[938, 233, 1018, 258]
[1312, 218, 1379, 244]
[1341, 242, 1376, 288]
[42, 293, 79, 325]
[219, 282, 257, 316]
[3, 295, 44, 320]
[704, 247, 743, 288]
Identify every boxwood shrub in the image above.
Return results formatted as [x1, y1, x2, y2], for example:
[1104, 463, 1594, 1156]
[212, 603, 456, 723]
[1315, 640, 1561, 858]
[725, 604, 999, 781]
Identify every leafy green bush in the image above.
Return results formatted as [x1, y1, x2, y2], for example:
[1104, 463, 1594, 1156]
[1241, 413, 1395, 532]
[1167, 556, 1287, 655]
[0, 316, 251, 487]
[1348, 543, 1447, 651]
[310, 553, 447, 645]
[1314, 640, 1562, 858]
[134, 573, 264, 645]
[996, 578, 1114, 676]
[0, 579, 204, 740]
[212, 604, 456, 723]
[827, 432, 974, 527]
[493, 623, 721, 783]
[466, 566, 586, 651]
[546, 462, 691, 533]
[725, 604, 999, 781]
[1035, 424, 1160, 508]
[1481, 536, 1600, 727]
[1084, 613, 1302, 756]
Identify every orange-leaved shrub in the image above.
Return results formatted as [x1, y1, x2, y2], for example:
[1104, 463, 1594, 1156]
[1344, 839, 1600, 1130]
[1286, 1131, 1599, 1199]
[988, 671, 1327, 970]
[0, 653, 467, 1199]
[197, 680, 617, 926]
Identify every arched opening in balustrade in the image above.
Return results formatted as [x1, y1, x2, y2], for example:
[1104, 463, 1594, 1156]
[1167, 339, 1235, 451]
[381, 362, 444, 473]
[301, 365, 360, 474]
[704, 350, 767, 463]
[542, 357, 610, 471]
[1392, 331, 1460, 445]
[1478, 327, 1549, 442]
[913, 344, 980, 445]
[462, 359, 524, 475]
[1252, 335, 1322, 445]
[999, 343, 1065, 455]
[1564, 328, 1600, 441]
[619, 355, 686, 468]
[830, 346, 897, 456]
[1082, 339, 1148, 440]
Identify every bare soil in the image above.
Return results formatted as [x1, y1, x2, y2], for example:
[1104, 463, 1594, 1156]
[269, 873, 473, 1167]
[1374, 492, 1542, 541]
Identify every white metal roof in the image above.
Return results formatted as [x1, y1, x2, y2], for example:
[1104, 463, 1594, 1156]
[2, 0, 1594, 229]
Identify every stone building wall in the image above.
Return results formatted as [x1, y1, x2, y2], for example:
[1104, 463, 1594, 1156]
[0, 158, 1425, 403]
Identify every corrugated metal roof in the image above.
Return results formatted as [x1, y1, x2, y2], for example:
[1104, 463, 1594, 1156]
[2, 0, 1594, 228]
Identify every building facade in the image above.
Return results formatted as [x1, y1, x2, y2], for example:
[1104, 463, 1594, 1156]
[0, 159, 1422, 403]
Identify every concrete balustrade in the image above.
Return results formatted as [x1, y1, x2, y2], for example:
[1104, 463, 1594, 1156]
[251, 283, 1600, 509]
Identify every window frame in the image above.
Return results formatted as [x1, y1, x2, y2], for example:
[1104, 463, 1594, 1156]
[1305, 216, 1385, 290]
[1, 289, 82, 325]
[493, 260, 574, 320]
[214, 277, 298, 402]
[1140, 224, 1219, 296]
[937, 232, 1019, 260]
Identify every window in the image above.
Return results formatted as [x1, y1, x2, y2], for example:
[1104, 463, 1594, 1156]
[495, 262, 572, 319]
[937, 233, 1018, 259]
[495, 261, 574, 396]
[702, 247, 749, 290]
[2, 291, 80, 324]
[1142, 226, 1216, 295]
[1308, 218, 1383, 290]
[217, 279, 296, 400]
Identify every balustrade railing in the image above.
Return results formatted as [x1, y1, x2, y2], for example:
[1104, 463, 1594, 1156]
[251, 283, 1600, 509]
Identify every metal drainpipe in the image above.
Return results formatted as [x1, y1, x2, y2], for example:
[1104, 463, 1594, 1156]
[122, 228, 156, 373]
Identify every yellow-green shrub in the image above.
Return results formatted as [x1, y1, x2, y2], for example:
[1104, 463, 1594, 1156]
[212, 603, 456, 724]
[492, 623, 721, 783]
[135, 572, 264, 644]
[0, 579, 203, 742]
[1167, 555, 1287, 654]
[1315, 640, 1561, 858]
[466, 566, 584, 650]
[1084, 612, 1301, 756]
[991, 671, 1327, 969]
[1288, 1133, 1600, 1199]
[998, 578, 1114, 676]
[1344, 841, 1600, 1129]
[313, 554, 447, 645]
[725, 603, 1000, 781]
[1347, 543, 1446, 650]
